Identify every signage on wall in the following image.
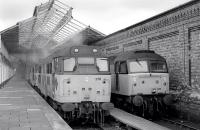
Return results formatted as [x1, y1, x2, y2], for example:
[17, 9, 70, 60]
[123, 40, 143, 52]
[105, 45, 123, 55]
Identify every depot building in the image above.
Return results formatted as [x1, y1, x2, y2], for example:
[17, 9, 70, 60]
[93, 0, 200, 90]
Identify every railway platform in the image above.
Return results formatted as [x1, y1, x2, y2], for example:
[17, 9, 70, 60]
[0, 76, 72, 130]
[110, 108, 170, 130]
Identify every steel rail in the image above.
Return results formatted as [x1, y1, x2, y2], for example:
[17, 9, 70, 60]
[161, 118, 199, 130]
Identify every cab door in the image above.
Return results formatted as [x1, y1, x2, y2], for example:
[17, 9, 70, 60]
[115, 62, 120, 91]
[118, 61, 130, 95]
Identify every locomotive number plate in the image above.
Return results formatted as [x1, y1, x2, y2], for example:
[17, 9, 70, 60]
[95, 77, 101, 81]
[157, 88, 161, 90]
[84, 96, 90, 100]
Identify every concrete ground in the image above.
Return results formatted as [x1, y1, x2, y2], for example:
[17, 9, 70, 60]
[0, 76, 72, 130]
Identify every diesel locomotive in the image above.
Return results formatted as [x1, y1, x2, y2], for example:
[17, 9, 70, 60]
[29, 45, 113, 123]
[111, 50, 171, 117]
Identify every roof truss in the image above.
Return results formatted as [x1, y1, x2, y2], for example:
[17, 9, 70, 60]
[18, 0, 87, 50]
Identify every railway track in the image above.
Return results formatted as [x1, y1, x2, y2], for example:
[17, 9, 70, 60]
[161, 118, 200, 130]
[68, 116, 130, 130]
[98, 120, 136, 130]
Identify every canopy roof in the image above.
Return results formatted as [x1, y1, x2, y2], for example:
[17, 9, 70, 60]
[0, 0, 105, 54]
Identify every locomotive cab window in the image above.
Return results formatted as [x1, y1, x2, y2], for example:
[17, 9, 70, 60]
[129, 61, 148, 73]
[64, 58, 76, 71]
[150, 61, 167, 73]
[96, 58, 109, 72]
[119, 61, 128, 74]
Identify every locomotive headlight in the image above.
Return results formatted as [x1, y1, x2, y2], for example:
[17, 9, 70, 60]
[133, 83, 137, 87]
[163, 77, 168, 86]
[63, 78, 71, 86]
[132, 77, 137, 87]
[102, 78, 109, 84]
[73, 91, 77, 94]
[85, 77, 89, 82]
[74, 48, 79, 53]
[152, 88, 156, 93]
[102, 79, 106, 84]
[93, 49, 98, 53]
[163, 77, 168, 82]
[132, 76, 137, 82]
[66, 78, 71, 84]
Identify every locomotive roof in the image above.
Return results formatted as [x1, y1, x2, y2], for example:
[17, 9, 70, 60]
[114, 50, 166, 62]
[47, 45, 105, 60]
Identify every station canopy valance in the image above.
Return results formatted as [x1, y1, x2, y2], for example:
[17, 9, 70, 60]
[1, 0, 105, 54]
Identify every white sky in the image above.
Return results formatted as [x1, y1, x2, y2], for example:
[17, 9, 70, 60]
[0, 0, 191, 35]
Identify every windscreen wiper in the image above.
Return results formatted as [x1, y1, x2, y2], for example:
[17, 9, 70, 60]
[136, 59, 142, 67]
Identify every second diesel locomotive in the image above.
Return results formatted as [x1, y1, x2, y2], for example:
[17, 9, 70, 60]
[111, 50, 171, 117]
[29, 46, 113, 123]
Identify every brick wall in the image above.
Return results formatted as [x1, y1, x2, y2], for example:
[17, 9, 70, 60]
[148, 30, 184, 88]
[94, 0, 200, 89]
